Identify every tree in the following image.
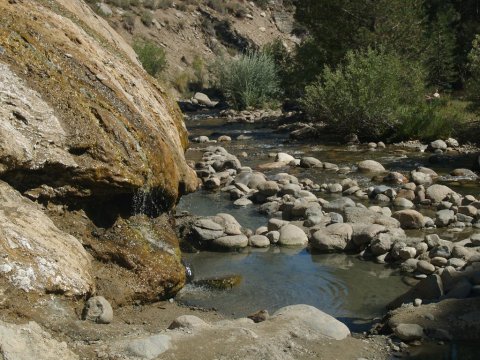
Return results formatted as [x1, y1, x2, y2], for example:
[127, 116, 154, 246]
[424, 1, 459, 89]
[467, 34, 480, 105]
[293, 0, 428, 89]
[302, 48, 426, 139]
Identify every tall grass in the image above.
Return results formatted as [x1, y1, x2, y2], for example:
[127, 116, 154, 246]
[395, 97, 471, 141]
[213, 52, 280, 110]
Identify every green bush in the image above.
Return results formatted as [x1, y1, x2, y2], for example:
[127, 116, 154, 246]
[140, 10, 153, 26]
[467, 35, 480, 107]
[143, 0, 158, 9]
[106, 0, 132, 10]
[157, 0, 173, 9]
[394, 99, 460, 141]
[213, 52, 280, 110]
[302, 48, 425, 139]
[133, 39, 167, 78]
[207, 0, 227, 14]
[254, 0, 269, 9]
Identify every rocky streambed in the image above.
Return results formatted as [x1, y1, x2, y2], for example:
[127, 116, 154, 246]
[175, 114, 480, 358]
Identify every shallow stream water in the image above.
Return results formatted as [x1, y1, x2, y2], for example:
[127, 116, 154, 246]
[176, 115, 480, 358]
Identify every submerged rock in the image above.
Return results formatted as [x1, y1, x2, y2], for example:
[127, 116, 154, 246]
[194, 275, 243, 290]
[357, 160, 385, 173]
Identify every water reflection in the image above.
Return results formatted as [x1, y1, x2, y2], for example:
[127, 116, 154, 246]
[177, 249, 409, 322]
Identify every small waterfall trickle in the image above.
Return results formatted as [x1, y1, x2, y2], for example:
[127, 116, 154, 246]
[132, 186, 150, 216]
[132, 186, 169, 217]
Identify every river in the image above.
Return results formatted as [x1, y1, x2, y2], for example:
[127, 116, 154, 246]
[176, 114, 480, 359]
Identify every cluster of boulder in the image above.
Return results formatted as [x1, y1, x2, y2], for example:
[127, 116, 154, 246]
[186, 145, 480, 307]
[220, 108, 282, 123]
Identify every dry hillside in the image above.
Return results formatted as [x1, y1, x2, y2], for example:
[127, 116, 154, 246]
[87, 0, 297, 97]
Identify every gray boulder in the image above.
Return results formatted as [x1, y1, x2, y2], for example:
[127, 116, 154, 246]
[311, 223, 353, 252]
[168, 315, 209, 330]
[192, 218, 224, 241]
[435, 209, 455, 227]
[357, 160, 385, 173]
[351, 224, 386, 246]
[426, 184, 456, 203]
[388, 274, 444, 309]
[271, 304, 350, 340]
[212, 235, 249, 249]
[323, 197, 355, 214]
[394, 324, 424, 341]
[194, 92, 218, 107]
[300, 157, 322, 168]
[278, 224, 308, 246]
[249, 235, 270, 248]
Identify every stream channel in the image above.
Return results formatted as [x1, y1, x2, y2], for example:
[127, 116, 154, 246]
[176, 115, 479, 359]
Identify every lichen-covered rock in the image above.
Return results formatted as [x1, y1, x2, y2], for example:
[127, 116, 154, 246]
[0, 0, 196, 207]
[86, 214, 186, 304]
[0, 181, 93, 296]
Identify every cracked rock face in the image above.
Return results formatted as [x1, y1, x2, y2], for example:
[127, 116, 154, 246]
[0, 181, 93, 296]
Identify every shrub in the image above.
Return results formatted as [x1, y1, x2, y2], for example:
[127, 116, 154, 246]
[157, 0, 172, 9]
[123, 12, 136, 33]
[133, 39, 167, 77]
[140, 10, 153, 27]
[106, 0, 132, 10]
[302, 48, 425, 139]
[143, 0, 158, 9]
[254, 0, 269, 9]
[394, 99, 460, 141]
[174, 72, 193, 95]
[207, 0, 226, 14]
[226, 3, 247, 18]
[213, 51, 280, 110]
[191, 55, 207, 90]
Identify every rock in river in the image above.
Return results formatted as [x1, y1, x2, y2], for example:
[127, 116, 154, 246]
[357, 160, 385, 173]
[392, 209, 424, 229]
[278, 224, 308, 246]
[311, 223, 353, 252]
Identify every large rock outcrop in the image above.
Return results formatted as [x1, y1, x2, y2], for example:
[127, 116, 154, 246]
[0, 0, 197, 301]
[0, 0, 196, 209]
[0, 181, 93, 296]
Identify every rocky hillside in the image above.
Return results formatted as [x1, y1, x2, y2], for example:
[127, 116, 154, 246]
[87, 0, 297, 96]
[0, 0, 197, 310]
